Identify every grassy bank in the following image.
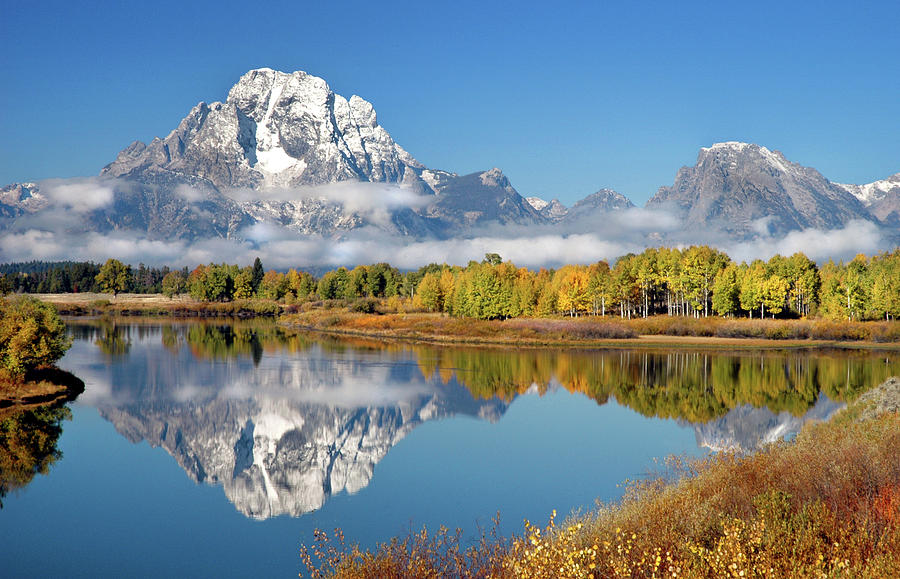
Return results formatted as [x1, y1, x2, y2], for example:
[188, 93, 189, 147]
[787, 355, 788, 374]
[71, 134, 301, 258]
[301, 377, 900, 578]
[31, 293, 281, 317]
[0, 367, 85, 418]
[27, 293, 900, 346]
[281, 310, 637, 347]
[280, 309, 900, 349]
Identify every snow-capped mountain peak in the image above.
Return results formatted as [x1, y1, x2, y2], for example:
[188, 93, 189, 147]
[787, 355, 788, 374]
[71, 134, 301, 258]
[698, 141, 793, 174]
[838, 173, 900, 206]
[525, 196, 549, 211]
[102, 67, 423, 191]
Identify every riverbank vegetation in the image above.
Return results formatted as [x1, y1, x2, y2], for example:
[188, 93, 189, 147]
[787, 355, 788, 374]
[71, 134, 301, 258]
[300, 378, 900, 578]
[2, 247, 899, 323]
[0, 296, 71, 378]
[281, 308, 900, 344]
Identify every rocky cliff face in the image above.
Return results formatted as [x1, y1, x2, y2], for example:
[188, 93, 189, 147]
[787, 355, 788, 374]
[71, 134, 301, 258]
[648, 142, 875, 238]
[0, 182, 47, 224]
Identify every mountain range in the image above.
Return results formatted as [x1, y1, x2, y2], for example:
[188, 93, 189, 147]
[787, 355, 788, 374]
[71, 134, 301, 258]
[1, 67, 897, 251]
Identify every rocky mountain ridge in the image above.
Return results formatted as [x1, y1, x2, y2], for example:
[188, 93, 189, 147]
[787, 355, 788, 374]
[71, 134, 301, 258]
[1, 68, 897, 246]
[838, 173, 900, 225]
[647, 142, 879, 238]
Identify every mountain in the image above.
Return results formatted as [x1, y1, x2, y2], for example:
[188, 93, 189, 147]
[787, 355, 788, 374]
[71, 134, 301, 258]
[0, 68, 549, 242]
[421, 168, 543, 231]
[101, 68, 424, 190]
[2, 66, 897, 253]
[565, 188, 634, 222]
[525, 196, 549, 211]
[526, 197, 569, 221]
[647, 142, 875, 238]
[93, 68, 544, 238]
[839, 173, 900, 226]
[0, 182, 47, 223]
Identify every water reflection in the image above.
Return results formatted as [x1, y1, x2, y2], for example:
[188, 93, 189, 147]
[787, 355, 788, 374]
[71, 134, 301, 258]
[70, 320, 507, 520]
[66, 319, 900, 520]
[0, 368, 84, 507]
[0, 405, 71, 508]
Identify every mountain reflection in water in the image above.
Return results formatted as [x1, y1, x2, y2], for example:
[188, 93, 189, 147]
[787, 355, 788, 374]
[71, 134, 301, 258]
[66, 319, 900, 520]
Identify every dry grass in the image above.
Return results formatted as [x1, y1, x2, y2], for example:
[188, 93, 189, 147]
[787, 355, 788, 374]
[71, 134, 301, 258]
[300, 377, 900, 578]
[281, 310, 900, 350]
[30, 293, 282, 317]
[0, 367, 85, 418]
[627, 316, 900, 343]
[281, 311, 638, 346]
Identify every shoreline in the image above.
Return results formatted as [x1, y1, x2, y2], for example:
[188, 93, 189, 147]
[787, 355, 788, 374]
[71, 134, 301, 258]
[15, 293, 900, 350]
[0, 368, 85, 418]
[279, 312, 900, 351]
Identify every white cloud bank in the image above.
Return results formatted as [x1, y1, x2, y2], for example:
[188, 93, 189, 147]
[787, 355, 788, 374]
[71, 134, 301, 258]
[0, 177, 893, 269]
[0, 220, 890, 270]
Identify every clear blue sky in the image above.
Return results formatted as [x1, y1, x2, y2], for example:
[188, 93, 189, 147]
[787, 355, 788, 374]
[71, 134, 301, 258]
[2, 0, 898, 206]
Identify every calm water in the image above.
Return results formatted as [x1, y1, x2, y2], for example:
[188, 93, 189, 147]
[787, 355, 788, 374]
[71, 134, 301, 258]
[2, 318, 898, 577]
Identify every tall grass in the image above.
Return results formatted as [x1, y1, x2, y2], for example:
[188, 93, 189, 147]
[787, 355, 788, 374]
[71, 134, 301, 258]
[626, 316, 900, 342]
[300, 381, 900, 578]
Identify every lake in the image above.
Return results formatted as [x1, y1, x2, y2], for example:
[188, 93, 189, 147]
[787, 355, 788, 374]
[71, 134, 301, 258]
[2, 318, 898, 577]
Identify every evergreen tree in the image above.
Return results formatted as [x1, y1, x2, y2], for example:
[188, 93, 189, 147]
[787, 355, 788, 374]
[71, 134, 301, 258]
[251, 257, 264, 295]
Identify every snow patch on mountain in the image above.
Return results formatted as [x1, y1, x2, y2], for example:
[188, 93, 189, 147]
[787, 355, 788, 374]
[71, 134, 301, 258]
[838, 173, 900, 206]
[526, 196, 549, 211]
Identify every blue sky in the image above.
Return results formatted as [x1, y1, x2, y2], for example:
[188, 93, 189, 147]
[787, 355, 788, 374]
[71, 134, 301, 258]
[2, 0, 898, 206]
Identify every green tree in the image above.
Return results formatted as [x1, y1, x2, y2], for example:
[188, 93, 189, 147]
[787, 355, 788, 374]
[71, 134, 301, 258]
[95, 259, 132, 298]
[188, 265, 210, 301]
[739, 262, 765, 318]
[161, 270, 187, 299]
[712, 264, 740, 317]
[0, 296, 72, 376]
[762, 275, 790, 318]
[345, 266, 368, 299]
[204, 264, 235, 302]
[869, 250, 900, 320]
[258, 270, 288, 300]
[483, 253, 502, 266]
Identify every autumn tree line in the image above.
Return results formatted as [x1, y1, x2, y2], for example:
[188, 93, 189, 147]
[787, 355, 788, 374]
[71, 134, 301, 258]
[411, 248, 900, 322]
[1, 246, 898, 322]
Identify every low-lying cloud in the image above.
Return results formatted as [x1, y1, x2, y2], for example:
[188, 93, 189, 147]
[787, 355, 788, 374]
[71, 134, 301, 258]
[0, 177, 894, 270]
[0, 220, 889, 271]
[225, 181, 432, 228]
[39, 177, 116, 212]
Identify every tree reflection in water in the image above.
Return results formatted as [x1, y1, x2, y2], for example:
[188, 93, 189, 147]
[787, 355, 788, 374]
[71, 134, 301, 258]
[0, 404, 71, 508]
[70, 318, 900, 519]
